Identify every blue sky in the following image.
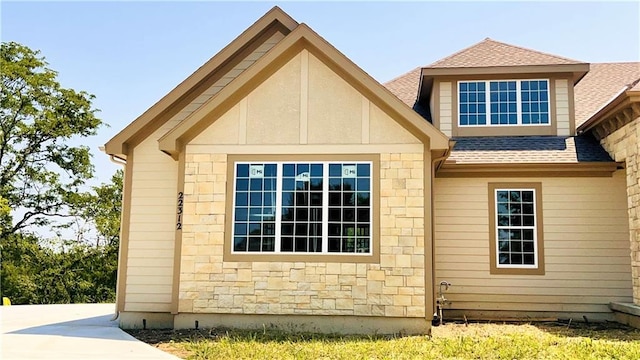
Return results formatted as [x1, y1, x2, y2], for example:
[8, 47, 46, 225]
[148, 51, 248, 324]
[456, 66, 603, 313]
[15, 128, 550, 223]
[2, 1, 639, 184]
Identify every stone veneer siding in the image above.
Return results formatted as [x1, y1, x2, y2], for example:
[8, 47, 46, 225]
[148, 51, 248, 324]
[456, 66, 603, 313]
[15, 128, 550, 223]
[178, 152, 427, 318]
[601, 117, 640, 305]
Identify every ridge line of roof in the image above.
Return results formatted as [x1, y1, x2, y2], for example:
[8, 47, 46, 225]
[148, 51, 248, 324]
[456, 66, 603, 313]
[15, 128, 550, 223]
[426, 38, 585, 68]
[425, 38, 490, 67]
[483, 38, 583, 65]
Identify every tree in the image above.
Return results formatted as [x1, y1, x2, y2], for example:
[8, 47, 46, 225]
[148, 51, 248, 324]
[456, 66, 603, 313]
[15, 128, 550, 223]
[70, 169, 123, 248]
[0, 170, 122, 304]
[0, 41, 103, 239]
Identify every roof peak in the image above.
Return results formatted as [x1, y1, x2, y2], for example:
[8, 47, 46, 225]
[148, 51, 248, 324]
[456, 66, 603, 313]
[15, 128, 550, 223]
[426, 38, 585, 69]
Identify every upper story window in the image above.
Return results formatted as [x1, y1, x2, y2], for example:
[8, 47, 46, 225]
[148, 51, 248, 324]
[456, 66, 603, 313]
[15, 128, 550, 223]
[231, 161, 373, 256]
[459, 80, 550, 126]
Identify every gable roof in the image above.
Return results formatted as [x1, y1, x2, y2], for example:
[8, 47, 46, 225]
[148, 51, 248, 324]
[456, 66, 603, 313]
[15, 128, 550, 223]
[416, 38, 589, 107]
[158, 23, 451, 158]
[427, 38, 584, 69]
[574, 62, 640, 128]
[104, 6, 298, 159]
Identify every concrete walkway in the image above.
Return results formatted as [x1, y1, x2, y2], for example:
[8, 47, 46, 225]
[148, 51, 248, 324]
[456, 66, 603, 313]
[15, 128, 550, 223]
[1, 303, 179, 359]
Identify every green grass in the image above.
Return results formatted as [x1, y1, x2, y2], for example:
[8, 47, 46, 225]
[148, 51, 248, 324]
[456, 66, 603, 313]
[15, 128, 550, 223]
[131, 322, 640, 360]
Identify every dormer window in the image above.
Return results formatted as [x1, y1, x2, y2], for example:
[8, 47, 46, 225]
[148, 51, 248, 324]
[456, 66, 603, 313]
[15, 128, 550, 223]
[458, 80, 550, 126]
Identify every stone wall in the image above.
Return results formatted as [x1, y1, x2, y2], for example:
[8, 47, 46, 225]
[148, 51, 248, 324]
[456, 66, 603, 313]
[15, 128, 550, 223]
[601, 117, 640, 304]
[178, 152, 427, 318]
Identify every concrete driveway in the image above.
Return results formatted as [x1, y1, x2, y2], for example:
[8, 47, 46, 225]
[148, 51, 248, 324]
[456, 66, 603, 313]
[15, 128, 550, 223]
[1, 303, 179, 359]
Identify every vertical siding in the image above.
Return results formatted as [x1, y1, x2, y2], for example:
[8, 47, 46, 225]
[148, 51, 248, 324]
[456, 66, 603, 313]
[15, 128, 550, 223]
[555, 79, 570, 136]
[439, 82, 453, 136]
[434, 174, 632, 315]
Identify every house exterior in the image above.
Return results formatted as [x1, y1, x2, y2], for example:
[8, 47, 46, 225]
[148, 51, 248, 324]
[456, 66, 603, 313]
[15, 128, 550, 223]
[104, 7, 640, 334]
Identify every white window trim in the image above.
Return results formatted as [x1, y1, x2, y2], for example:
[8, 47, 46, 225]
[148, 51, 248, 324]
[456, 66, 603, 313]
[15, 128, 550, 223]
[231, 161, 373, 256]
[494, 188, 539, 269]
[458, 79, 551, 127]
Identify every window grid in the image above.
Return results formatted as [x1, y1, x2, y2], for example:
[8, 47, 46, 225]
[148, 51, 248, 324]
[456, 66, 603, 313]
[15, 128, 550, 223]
[232, 161, 372, 255]
[495, 189, 537, 268]
[458, 79, 550, 127]
[459, 81, 487, 125]
[327, 164, 371, 253]
[280, 163, 324, 253]
[521, 80, 550, 124]
[233, 164, 277, 253]
[489, 81, 518, 125]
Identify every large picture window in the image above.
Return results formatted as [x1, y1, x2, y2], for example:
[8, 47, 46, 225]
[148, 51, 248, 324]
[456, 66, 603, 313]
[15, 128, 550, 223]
[459, 80, 550, 126]
[231, 161, 372, 256]
[488, 183, 545, 275]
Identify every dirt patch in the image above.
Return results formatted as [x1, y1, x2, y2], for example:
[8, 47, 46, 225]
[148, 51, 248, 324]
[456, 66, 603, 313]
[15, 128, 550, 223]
[127, 328, 202, 345]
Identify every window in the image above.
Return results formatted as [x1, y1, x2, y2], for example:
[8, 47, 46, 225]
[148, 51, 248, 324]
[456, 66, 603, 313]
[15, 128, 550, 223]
[488, 183, 545, 275]
[459, 80, 550, 126]
[231, 160, 372, 256]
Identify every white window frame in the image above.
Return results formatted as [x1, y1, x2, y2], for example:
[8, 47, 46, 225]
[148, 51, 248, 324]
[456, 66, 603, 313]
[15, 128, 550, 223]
[458, 79, 551, 127]
[231, 161, 373, 256]
[494, 187, 538, 269]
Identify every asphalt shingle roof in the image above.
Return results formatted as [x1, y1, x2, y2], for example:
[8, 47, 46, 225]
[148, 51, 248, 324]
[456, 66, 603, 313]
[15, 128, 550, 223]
[381, 41, 633, 165]
[383, 67, 434, 120]
[426, 38, 584, 68]
[449, 136, 613, 164]
[383, 67, 421, 108]
[384, 71, 417, 104]
[574, 62, 640, 127]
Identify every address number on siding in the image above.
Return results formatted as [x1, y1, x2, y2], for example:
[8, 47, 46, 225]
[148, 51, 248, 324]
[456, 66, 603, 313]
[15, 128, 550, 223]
[176, 192, 184, 230]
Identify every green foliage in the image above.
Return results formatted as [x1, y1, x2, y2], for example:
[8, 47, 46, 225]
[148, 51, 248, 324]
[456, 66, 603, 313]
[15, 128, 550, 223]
[138, 323, 640, 360]
[0, 41, 103, 238]
[0, 169, 122, 304]
[0, 41, 119, 305]
[0, 233, 117, 304]
[69, 169, 123, 247]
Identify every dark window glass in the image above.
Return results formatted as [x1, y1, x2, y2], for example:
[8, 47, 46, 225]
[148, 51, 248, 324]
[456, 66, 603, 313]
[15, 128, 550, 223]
[495, 188, 537, 267]
[233, 162, 371, 255]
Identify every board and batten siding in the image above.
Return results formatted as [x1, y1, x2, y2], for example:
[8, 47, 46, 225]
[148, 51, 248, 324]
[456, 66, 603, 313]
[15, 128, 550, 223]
[434, 173, 632, 318]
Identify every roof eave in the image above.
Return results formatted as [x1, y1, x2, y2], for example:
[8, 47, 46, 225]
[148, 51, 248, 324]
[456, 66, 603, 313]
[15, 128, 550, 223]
[578, 90, 640, 134]
[159, 24, 451, 156]
[437, 161, 620, 178]
[421, 63, 589, 83]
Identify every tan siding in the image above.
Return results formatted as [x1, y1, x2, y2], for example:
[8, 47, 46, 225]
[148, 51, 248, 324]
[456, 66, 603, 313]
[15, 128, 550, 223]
[369, 102, 421, 144]
[439, 82, 452, 136]
[246, 53, 301, 144]
[191, 103, 241, 145]
[555, 79, 570, 136]
[307, 52, 362, 144]
[126, 122, 179, 312]
[434, 173, 632, 315]
[167, 31, 286, 130]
